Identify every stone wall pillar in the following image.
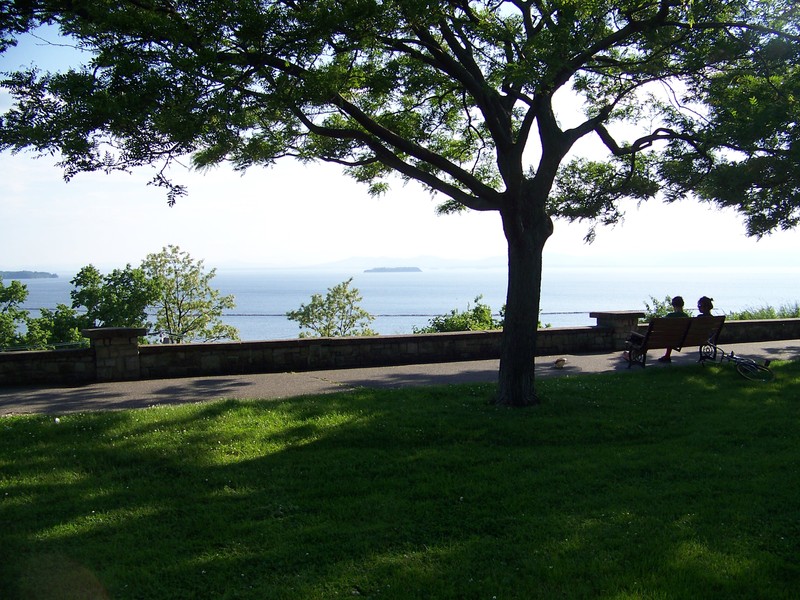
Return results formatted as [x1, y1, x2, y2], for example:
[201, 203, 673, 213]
[82, 327, 147, 382]
[589, 311, 645, 350]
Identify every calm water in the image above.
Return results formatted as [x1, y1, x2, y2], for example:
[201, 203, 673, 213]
[14, 266, 800, 340]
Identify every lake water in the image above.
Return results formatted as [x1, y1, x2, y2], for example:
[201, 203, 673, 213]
[13, 266, 800, 340]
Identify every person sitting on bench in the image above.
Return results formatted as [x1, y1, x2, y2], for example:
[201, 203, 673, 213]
[658, 295, 690, 363]
[697, 296, 714, 317]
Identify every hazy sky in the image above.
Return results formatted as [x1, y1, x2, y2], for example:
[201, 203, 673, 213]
[1, 28, 797, 273]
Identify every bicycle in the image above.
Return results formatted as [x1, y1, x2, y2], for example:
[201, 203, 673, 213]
[700, 343, 775, 382]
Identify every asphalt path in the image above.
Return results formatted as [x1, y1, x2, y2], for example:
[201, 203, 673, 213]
[1, 340, 797, 416]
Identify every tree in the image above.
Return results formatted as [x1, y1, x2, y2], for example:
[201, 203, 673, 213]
[0, 277, 29, 349]
[23, 303, 85, 349]
[70, 264, 159, 329]
[142, 245, 239, 343]
[287, 278, 376, 338]
[0, 278, 84, 350]
[1, 2, 798, 404]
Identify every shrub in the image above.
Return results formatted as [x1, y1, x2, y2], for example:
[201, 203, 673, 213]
[727, 302, 800, 321]
[641, 295, 682, 322]
[413, 295, 502, 333]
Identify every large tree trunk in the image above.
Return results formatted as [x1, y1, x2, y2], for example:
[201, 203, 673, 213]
[496, 198, 553, 407]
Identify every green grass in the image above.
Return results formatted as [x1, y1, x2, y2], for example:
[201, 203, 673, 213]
[2, 361, 799, 599]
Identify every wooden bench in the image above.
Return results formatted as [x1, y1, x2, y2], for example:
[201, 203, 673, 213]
[624, 315, 726, 367]
[682, 316, 726, 361]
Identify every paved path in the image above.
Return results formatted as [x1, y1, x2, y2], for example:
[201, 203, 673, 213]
[2, 340, 797, 416]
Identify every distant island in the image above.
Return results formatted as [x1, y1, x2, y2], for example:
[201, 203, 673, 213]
[0, 270, 58, 279]
[364, 267, 422, 273]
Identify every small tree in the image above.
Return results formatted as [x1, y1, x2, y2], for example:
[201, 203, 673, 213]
[0, 277, 29, 349]
[287, 278, 376, 338]
[142, 245, 239, 343]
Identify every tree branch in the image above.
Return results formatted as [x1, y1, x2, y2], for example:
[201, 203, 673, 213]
[664, 19, 800, 45]
[550, 0, 676, 90]
[408, 21, 515, 153]
[286, 97, 499, 211]
[595, 124, 705, 157]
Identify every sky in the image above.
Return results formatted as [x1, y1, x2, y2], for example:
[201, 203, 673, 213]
[1, 28, 798, 273]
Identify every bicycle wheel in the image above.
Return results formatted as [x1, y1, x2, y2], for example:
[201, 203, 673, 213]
[735, 361, 774, 382]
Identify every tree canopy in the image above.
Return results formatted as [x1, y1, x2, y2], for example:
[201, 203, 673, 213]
[71, 264, 160, 329]
[286, 277, 376, 338]
[142, 245, 238, 343]
[1, 0, 797, 404]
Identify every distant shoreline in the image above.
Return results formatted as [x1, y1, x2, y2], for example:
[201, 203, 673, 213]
[364, 267, 422, 273]
[0, 270, 58, 280]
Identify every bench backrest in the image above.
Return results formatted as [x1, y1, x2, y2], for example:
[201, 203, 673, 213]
[641, 317, 693, 350]
[682, 315, 726, 347]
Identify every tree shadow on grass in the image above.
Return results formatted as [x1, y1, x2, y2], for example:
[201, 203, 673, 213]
[1, 363, 799, 598]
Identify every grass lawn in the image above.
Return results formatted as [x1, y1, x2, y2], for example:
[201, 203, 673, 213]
[1, 360, 799, 599]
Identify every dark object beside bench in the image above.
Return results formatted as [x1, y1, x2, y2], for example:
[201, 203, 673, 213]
[624, 316, 726, 367]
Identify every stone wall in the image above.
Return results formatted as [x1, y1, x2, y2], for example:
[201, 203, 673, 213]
[717, 318, 800, 344]
[137, 325, 615, 379]
[1, 316, 798, 386]
[0, 348, 95, 385]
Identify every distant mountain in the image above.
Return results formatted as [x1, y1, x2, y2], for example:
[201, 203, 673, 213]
[0, 270, 58, 279]
[312, 255, 507, 271]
